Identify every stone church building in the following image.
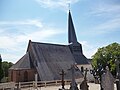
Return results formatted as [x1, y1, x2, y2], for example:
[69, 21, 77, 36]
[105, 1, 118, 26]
[9, 11, 91, 82]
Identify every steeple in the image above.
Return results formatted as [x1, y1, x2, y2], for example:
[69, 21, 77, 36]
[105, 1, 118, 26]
[68, 10, 77, 44]
[68, 10, 89, 64]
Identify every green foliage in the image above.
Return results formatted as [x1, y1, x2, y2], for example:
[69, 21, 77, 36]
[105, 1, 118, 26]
[2, 61, 13, 77]
[0, 54, 13, 82]
[0, 70, 4, 82]
[92, 42, 120, 76]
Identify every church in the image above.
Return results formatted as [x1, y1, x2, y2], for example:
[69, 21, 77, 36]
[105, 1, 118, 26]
[9, 11, 90, 82]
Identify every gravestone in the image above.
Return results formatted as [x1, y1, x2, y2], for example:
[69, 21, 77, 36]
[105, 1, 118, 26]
[35, 74, 38, 89]
[101, 66, 114, 90]
[69, 64, 79, 90]
[115, 59, 120, 90]
[18, 82, 21, 90]
[32, 74, 38, 90]
[80, 68, 89, 90]
[59, 69, 66, 90]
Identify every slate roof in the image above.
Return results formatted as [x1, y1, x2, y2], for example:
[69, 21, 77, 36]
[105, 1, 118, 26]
[10, 52, 31, 70]
[27, 41, 83, 81]
[72, 53, 89, 65]
[10, 40, 84, 81]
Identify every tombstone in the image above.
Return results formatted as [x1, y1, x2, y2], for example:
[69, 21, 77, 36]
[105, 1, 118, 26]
[18, 82, 21, 90]
[115, 59, 120, 90]
[69, 64, 79, 90]
[35, 74, 38, 88]
[33, 74, 38, 90]
[80, 68, 89, 90]
[59, 69, 66, 90]
[101, 66, 114, 90]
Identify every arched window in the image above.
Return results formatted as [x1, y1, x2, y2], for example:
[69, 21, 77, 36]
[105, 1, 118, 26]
[24, 71, 28, 82]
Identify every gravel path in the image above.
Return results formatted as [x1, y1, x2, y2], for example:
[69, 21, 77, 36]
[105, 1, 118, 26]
[23, 83, 117, 90]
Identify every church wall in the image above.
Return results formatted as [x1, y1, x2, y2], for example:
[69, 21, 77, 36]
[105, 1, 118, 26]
[77, 64, 94, 82]
[9, 69, 35, 82]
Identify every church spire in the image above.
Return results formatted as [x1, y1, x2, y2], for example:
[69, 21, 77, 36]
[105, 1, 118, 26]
[68, 10, 88, 64]
[68, 10, 77, 44]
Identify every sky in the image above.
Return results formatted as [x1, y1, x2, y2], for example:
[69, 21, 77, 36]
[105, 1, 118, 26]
[0, 0, 120, 63]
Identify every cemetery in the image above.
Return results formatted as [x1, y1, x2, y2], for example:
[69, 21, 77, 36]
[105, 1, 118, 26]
[0, 1, 120, 90]
[0, 61, 119, 90]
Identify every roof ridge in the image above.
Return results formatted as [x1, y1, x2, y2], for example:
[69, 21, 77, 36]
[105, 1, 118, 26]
[31, 41, 67, 46]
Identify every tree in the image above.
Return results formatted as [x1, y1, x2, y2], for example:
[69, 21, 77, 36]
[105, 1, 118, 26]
[2, 61, 13, 77]
[92, 42, 120, 77]
[0, 54, 4, 82]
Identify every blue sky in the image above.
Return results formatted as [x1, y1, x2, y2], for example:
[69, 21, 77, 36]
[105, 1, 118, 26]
[0, 0, 120, 63]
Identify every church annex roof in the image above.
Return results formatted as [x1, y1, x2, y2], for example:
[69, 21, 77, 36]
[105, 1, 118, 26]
[9, 52, 31, 70]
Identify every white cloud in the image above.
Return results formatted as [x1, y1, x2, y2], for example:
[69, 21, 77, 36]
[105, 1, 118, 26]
[79, 41, 97, 58]
[90, 2, 120, 17]
[0, 36, 17, 50]
[1, 53, 24, 63]
[94, 18, 120, 32]
[0, 19, 43, 28]
[35, 0, 80, 10]
[84, 2, 120, 35]
[87, 17, 120, 36]
[0, 19, 64, 63]
[16, 28, 64, 43]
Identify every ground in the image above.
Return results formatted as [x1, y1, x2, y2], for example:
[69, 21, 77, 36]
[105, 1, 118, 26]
[22, 83, 117, 90]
